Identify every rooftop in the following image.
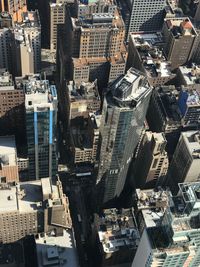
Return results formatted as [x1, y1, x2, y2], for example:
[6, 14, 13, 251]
[107, 68, 152, 107]
[165, 17, 197, 37]
[181, 131, 200, 158]
[20, 11, 40, 28]
[0, 178, 64, 213]
[72, 9, 124, 30]
[0, 70, 13, 87]
[14, 26, 33, 53]
[0, 11, 12, 20]
[16, 75, 57, 108]
[179, 65, 200, 86]
[130, 32, 174, 79]
[79, 0, 115, 5]
[71, 113, 100, 151]
[136, 188, 171, 228]
[181, 88, 200, 106]
[156, 86, 182, 122]
[0, 11, 12, 28]
[170, 182, 200, 232]
[68, 80, 100, 102]
[71, 120, 93, 150]
[97, 208, 140, 254]
[36, 230, 79, 267]
[0, 136, 17, 166]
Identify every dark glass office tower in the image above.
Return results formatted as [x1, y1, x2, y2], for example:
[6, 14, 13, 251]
[96, 68, 152, 204]
[24, 75, 57, 180]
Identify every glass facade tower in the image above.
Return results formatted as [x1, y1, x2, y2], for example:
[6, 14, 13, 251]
[96, 68, 152, 204]
[25, 76, 57, 180]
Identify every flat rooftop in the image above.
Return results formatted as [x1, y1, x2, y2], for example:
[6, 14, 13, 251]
[0, 136, 17, 166]
[0, 178, 61, 213]
[36, 230, 79, 267]
[20, 11, 40, 28]
[165, 17, 197, 37]
[97, 208, 139, 253]
[17, 75, 57, 108]
[72, 9, 124, 30]
[179, 66, 200, 86]
[71, 116, 96, 150]
[182, 88, 200, 106]
[79, 0, 115, 6]
[181, 131, 200, 158]
[68, 81, 100, 102]
[0, 70, 13, 87]
[0, 180, 43, 213]
[130, 32, 174, 79]
[156, 86, 182, 122]
[136, 188, 170, 228]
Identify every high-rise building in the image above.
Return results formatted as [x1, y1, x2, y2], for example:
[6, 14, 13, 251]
[58, 80, 101, 169]
[132, 184, 200, 266]
[0, 12, 13, 71]
[177, 65, 200, 90]
[162, 17, 197, 70]
[178, 87, 200, 129]
[70, 112, 101, 165]
[0, 177, 72, 244]
[78, 0, 117, 19]
[126, 0, 166, 39]
[96, 68, 152, 205]
[0, 136, 19, 183]
[93, 208, 140, 267]
[57, 9, 127, 89]
[12, 27, 34, 76]
[0, 0, 27, 22]
[50, 3, 67, 51]
[132, 132, 169, 189]
[16, 11, 41, 73]
[194, 1, 200, 22]
[36, 229, 79, 267]
[0, 70, 25, 142]
[23, 75, 58, 180]
[166, 131, 200, 193]
[66, 80, 101, 121]
[190, 24, 200, 64]
[127, 32, 176, 87]
[12, 11, 41, 76]
[146, 86, 182, 156]
[50, 0, 76, 51]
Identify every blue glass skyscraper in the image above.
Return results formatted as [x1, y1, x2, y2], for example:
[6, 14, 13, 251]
[24, 75, 57, 180]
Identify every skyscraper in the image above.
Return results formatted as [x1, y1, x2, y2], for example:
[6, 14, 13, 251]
[132, 185, 200, 267]
[162, 17, 197, 70]
[0, 177, 71, 244]
[50, 0, 76, 51]
[23, 75, 58, 180]
[96, 68, 152, 204]
[126, 0, 166, 39]
[18, 11, 41, 73]
[0, 12, 13, 71]
[57, 9, 127, 89]
[132, 131, 169, 189]
[127, 32, 176, 87]
[166, 131, 200, 194]
[0, 70, 25, 143]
